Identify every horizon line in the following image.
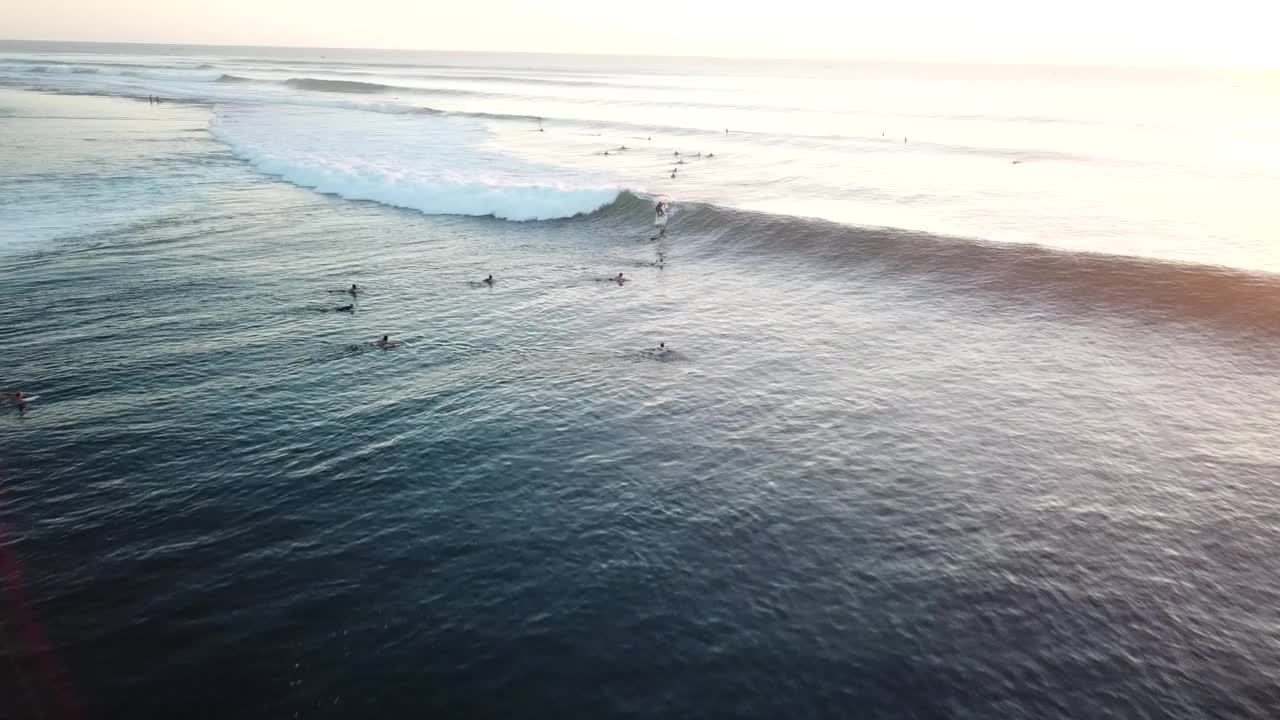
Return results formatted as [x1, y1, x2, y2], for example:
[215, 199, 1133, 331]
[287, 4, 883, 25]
[1, 37, 1277, 73]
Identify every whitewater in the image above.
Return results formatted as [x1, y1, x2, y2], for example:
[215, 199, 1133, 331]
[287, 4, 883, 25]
[209, 105, 618, 221]
[3, 41, 1279, 270]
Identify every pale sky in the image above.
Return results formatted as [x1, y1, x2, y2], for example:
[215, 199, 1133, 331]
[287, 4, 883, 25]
[3, 0, 1279, 66]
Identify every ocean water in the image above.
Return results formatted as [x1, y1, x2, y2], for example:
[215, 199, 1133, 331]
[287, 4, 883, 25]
[2, 41, 1280, 719]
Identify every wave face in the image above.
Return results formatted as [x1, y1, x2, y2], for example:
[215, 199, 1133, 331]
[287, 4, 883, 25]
[283, 77, 395, 94]
[615, 199, 1280, 337]
[210, 104, 619, 221]
[572, 184, 1280, 337]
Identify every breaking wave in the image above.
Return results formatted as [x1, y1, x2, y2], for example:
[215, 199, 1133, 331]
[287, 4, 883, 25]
[283, 77, 396, 94]
[209, 104, 619, 222]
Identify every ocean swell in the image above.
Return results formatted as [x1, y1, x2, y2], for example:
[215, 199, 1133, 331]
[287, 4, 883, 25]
[284, 77, 395, 94]
[595, 198, 1280, 337]
[282, 76, 481, 98]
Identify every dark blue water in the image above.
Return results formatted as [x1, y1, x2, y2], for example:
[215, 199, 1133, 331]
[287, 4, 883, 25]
[3, 88, 1280, 719]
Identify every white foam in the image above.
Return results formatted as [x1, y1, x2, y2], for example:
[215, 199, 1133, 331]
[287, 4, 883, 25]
[210, 104, 618, 221]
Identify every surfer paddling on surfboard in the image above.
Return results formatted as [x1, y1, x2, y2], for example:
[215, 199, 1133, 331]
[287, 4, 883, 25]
[10, 391, 32, 416]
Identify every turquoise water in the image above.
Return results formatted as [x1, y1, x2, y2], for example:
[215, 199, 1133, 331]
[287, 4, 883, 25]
[3, 48, 1280, 719]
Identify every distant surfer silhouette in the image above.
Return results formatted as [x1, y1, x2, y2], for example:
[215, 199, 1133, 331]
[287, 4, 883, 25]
[645, 342, 674, 360]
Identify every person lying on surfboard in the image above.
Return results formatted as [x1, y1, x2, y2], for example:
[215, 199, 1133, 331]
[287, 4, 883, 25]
[328, 283, 360, 296]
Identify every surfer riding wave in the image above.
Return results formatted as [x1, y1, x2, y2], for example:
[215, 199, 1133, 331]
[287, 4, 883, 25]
[654, 198, 671, 238]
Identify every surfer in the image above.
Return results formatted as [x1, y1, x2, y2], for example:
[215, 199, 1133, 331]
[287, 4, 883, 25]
[483, 274, 494, 286]
[12, 391, 27, 416]
[334, 304, 355, 312]
[670, 168, 677, 178]
[654, 199, 670, 237]
[613, 273, 627, 284]
[375, 335, 396, 349]
[348, 283, 360, 296]
[645, 342, 673, 360]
